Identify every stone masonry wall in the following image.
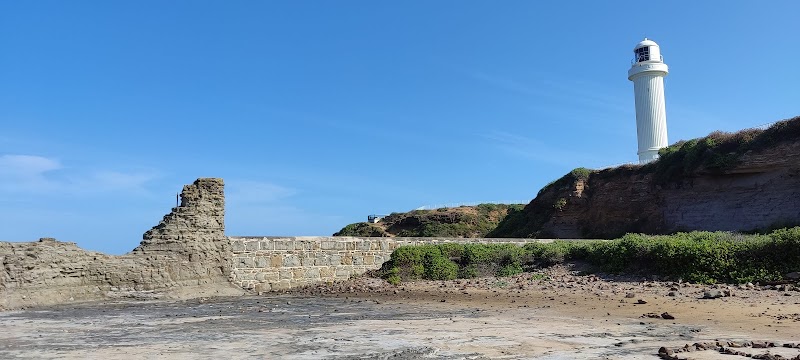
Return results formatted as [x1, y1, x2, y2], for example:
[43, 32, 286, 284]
[228, 236, 547, 293]
[0, 177, 552, 309]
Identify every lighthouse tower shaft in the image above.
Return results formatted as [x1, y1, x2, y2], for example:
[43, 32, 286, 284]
[628, 39, 669, 163]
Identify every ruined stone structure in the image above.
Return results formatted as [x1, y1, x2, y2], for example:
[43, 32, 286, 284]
[0, 178, 243, 310]
[133, 178, 232, 285]
[0, 178, 541, 309]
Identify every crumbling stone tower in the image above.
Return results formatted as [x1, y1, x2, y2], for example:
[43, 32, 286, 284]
[133, 178, 231, 284]
[0, 178, 241, 310]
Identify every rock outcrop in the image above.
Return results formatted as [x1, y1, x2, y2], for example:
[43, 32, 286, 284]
[490, 116, 800, 238]
[0, 178, 243, 310]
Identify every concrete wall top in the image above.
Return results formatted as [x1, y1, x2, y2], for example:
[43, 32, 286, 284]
[227, 236, 594, 243]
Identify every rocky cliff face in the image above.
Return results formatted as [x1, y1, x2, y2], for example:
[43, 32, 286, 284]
[0, 178, 243, 310]
[490, 116, 800, 238]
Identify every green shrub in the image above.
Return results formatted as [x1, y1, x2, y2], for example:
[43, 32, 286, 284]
[333, 222, 387, 237]
[380, 243, 529, 282]
[423, 252, 458, 280]
[571, 229, 800, 283]
[380, 227, 800, 285]
[411, 264, 425, 278]
[553, 198, 567, 210]
[438, 242, 465, 259]
[524, 241, 587, 266]
[459, 265, 478, 278]
[387, 274, 401, 285]
[570, 167, 591, 180]
[529, 273, 549, 281]
[497, 263, 523, 277]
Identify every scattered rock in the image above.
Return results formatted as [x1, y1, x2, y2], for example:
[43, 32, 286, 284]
[751, 340, 775, 348]
[702, 289, 724, 299]
[658, 346, 673, 356]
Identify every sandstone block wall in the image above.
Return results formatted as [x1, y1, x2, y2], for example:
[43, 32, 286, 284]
[228, 236, 545, 292]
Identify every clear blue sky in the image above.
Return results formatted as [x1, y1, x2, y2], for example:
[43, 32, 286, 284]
[1, 1, 798, 254]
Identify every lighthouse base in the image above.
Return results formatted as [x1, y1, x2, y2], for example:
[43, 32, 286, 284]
[638, 150, 660, 164]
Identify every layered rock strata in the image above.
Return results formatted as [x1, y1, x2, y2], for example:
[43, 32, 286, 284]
[492, 118, 800, 239]
[0, 178, 243, 310]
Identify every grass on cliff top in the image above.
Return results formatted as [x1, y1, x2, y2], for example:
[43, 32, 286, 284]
[333, 223, 389, 237]
[333, 203, 524, 238]
[537, 116, 800, 186]
[378, 227, 800, 285]
[600, 115, 800, 183]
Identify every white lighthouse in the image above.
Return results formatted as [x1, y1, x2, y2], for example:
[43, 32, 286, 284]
[628, 38, 669, 163]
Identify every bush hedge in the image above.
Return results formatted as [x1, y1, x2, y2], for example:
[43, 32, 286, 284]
[379, 227, 800, 284]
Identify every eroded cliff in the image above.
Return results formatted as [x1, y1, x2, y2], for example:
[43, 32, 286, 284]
[490, 116, 800, 238]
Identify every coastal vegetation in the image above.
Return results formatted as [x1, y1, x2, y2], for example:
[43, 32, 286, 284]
[647, 116, 800, 183]
[334, 203, 524, 238]
[379, 227, 800, 285]
[599, 115, 800, 183]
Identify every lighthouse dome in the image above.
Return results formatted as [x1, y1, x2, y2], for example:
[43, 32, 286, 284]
[634, 38, 658, 50]
[631, 38, 663, 64]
